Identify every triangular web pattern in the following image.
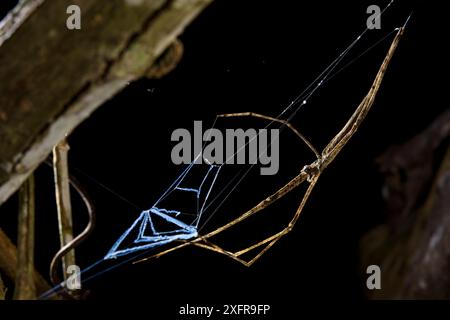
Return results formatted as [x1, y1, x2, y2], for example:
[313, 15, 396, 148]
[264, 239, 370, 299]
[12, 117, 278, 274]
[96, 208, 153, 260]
[105, 163, 221, 259]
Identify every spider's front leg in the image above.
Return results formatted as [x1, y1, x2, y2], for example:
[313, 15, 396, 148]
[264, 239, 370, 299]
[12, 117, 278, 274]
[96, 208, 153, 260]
[217, 112, 320, 159]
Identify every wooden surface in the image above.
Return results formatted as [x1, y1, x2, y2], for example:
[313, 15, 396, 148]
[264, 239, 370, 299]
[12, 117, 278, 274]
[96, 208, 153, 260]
[0, 0, 212, 205]
[0, 228, 50, 295]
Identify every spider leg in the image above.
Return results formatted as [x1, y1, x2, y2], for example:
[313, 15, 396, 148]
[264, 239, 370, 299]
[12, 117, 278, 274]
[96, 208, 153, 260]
[191, 174, 320, 267]
[218, 112, 320, 159]
[188, 173, 320, 267]
[322, 27, 404, 168]
[234, 174, 320, 267]
[192, 240, 250, 266]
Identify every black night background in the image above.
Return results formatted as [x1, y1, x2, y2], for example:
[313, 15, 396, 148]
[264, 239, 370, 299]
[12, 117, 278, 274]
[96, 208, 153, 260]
[0, 0, 449, 315]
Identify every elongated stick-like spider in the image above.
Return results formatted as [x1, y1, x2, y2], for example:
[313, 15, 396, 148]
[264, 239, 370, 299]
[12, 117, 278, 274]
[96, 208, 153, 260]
[130, 27, 405, 267]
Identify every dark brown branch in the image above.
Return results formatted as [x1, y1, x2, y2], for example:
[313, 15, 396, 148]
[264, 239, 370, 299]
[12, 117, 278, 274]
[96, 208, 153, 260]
[0, 272, 5, 300]
[0, 0, 213, 205]
[13, 175, 36, 300]
[361, 109, 450, 299]
[0, 228, 51, 296]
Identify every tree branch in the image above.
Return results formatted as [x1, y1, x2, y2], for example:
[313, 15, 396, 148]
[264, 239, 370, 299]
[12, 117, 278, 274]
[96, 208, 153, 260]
[0, 0, 213, 205]
[0, 228, 51, 296]
[52, 139, 76, 282]
[13, 175, 36, 300]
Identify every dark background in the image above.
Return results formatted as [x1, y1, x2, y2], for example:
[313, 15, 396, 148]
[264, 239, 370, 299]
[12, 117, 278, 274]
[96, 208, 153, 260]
[1, 0, 447, 308]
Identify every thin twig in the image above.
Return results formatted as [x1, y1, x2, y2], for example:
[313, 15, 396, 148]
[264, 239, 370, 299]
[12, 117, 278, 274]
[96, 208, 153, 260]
[52, 139, 76, 282]
[13, 174, 36, 300]
[47, 158, 95, 294]
[0, 228, 51, 295]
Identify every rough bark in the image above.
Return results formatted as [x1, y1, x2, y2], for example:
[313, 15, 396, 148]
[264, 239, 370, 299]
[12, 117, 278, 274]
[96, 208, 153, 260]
[0, 228, 51, 295]
[361, 109, 450, 299]
[0, 0, 213, 205]
[13, 175, 36, 300]
[52, 139, 76, 281]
